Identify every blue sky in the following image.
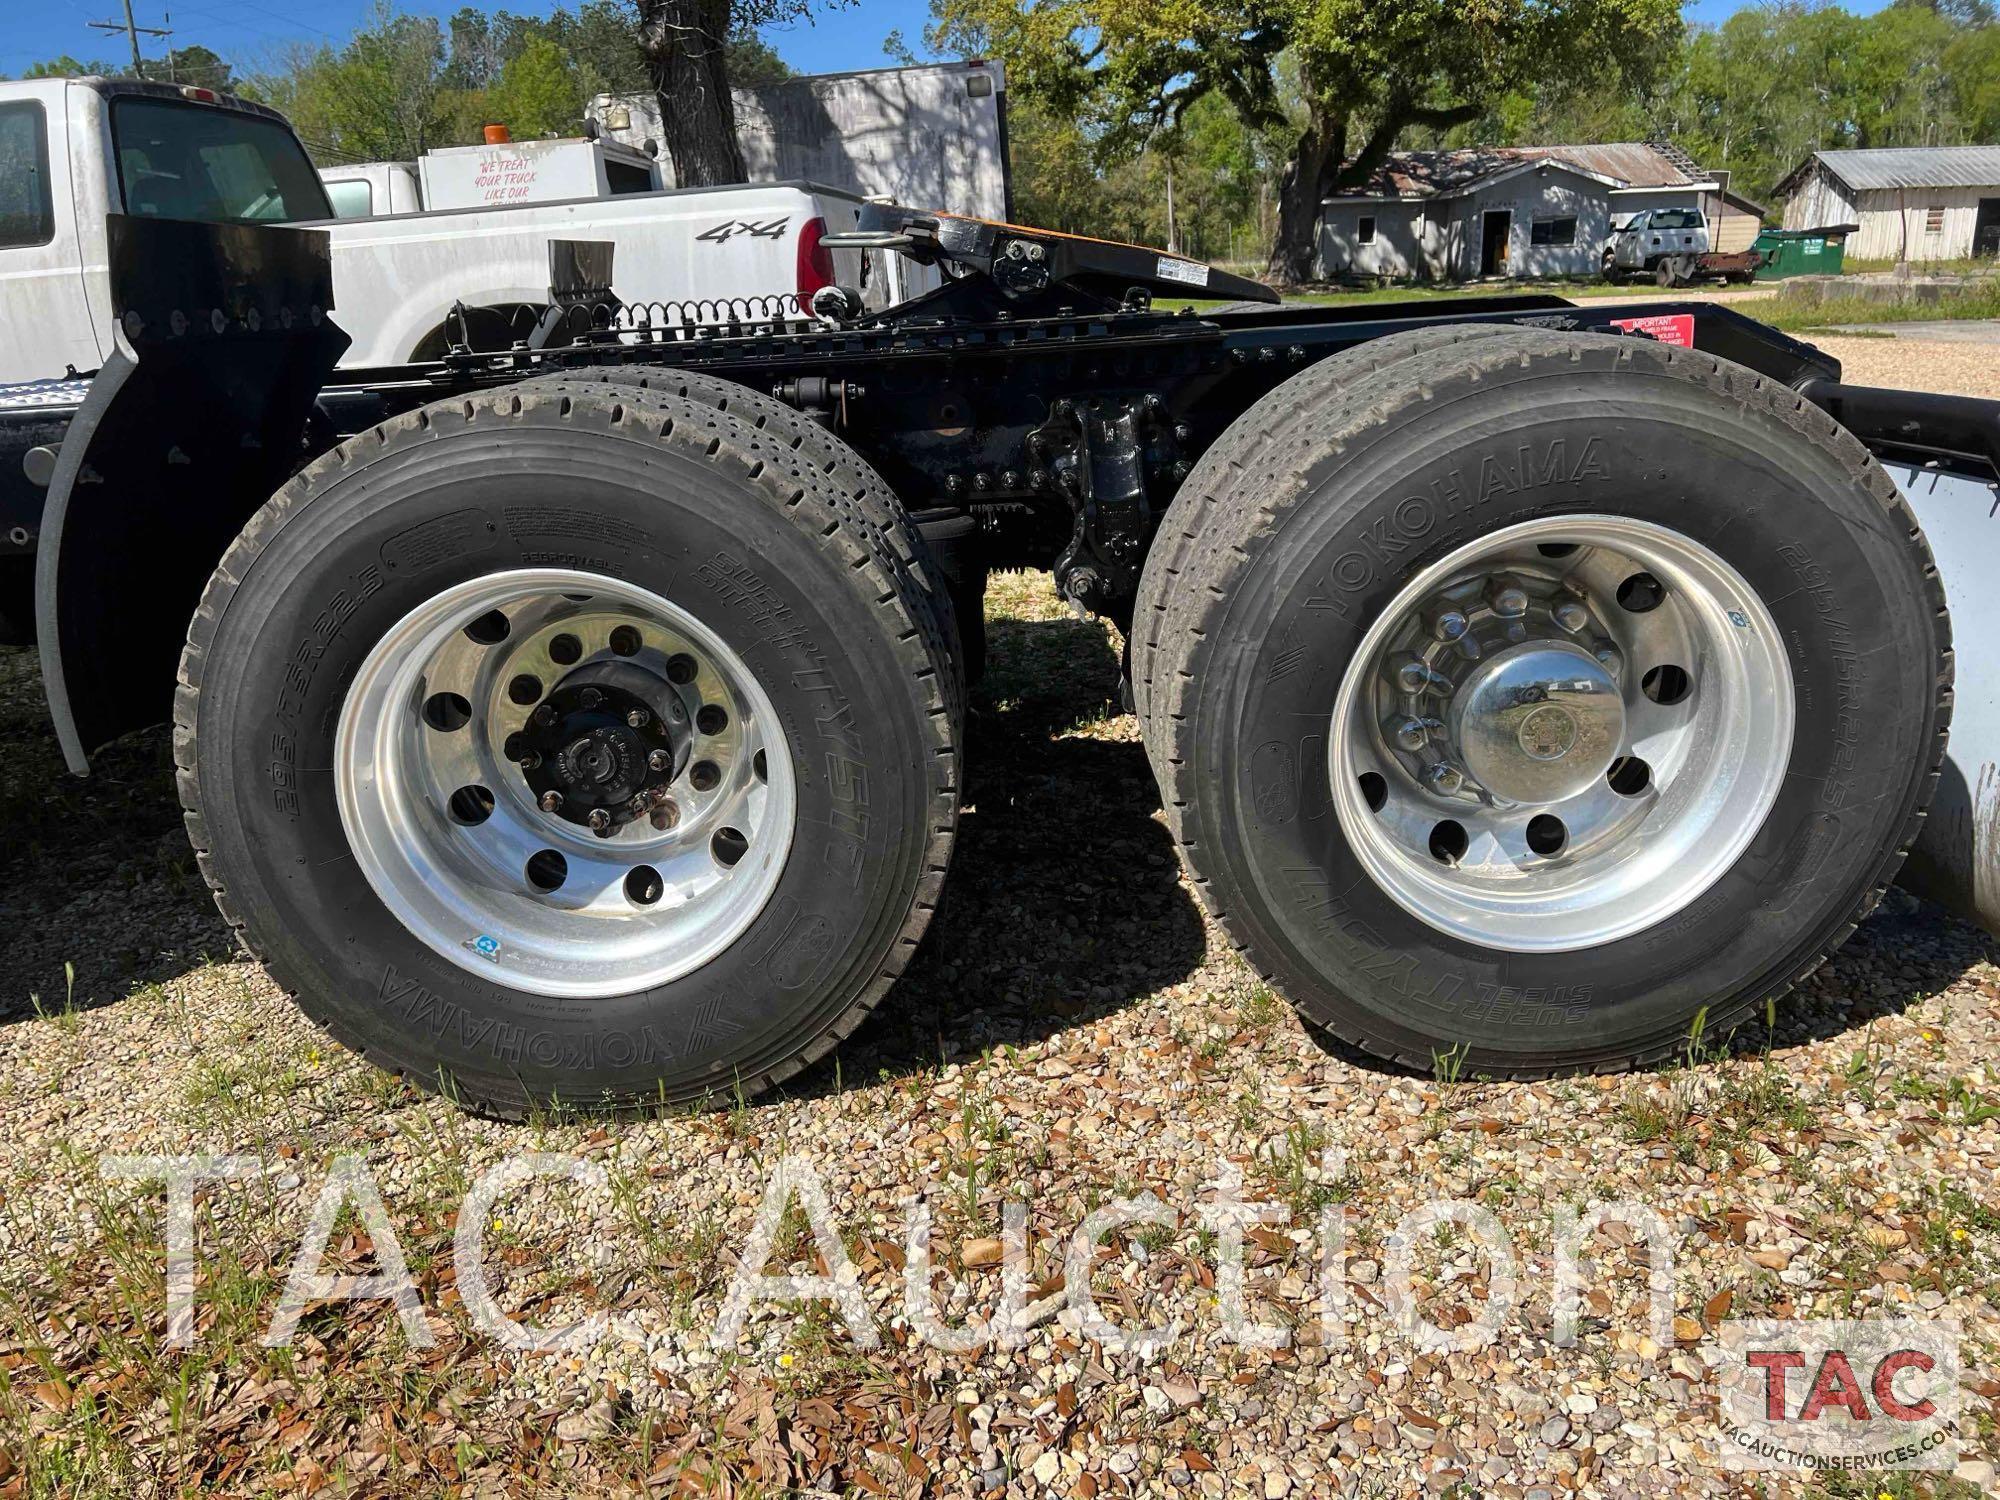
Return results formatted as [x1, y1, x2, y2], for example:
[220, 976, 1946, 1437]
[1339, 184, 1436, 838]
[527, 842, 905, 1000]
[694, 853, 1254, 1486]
[0, 0, 1893, 85]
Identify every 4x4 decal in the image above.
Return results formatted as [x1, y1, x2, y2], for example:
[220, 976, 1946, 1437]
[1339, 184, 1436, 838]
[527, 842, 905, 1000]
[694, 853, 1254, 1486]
[697, 217, 791, 244]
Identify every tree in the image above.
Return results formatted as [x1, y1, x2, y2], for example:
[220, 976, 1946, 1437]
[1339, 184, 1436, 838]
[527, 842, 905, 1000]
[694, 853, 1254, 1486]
[265, 4, 451, 161]
[488, 34, 581, 136]
[932, 0, 1682, 282]
[163, 44, 234, 88]
[634, 0, 819, 185]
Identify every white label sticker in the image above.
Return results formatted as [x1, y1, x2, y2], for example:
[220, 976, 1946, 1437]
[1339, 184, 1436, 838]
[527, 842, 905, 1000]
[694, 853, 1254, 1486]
[1155, 256, 1210, 288]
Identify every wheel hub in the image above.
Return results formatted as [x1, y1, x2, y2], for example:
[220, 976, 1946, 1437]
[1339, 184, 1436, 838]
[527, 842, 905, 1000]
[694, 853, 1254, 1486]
[1450, 640, 1624, 804]
[519, 665, 691, 832]
[1330, 516, 1795, 952]
[334, 569, 796, 998]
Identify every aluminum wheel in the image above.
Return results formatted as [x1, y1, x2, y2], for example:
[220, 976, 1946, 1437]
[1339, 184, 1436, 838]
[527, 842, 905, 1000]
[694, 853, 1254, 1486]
[335, 568, 797, 997]
[1330, 516, 1793, 951]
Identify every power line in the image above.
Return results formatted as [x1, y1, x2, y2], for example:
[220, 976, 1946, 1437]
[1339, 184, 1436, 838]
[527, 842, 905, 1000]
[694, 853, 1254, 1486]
[87, 0, 170, 77]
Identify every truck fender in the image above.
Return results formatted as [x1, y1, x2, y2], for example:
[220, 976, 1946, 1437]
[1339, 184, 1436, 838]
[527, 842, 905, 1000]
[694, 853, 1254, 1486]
[1889, 459, 2000, 936]
[37, 216, 347, 773]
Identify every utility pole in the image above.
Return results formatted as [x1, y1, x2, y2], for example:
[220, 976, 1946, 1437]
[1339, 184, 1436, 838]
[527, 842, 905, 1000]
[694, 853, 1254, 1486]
[89, 1, 172, 80]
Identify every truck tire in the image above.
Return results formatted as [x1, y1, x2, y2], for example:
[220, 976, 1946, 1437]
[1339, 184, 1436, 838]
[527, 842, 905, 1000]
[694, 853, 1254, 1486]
[1144, 330, 1951, 1076]
[1654, 259, 1681, 288]
[176, 385, 960, 1115]
[1132, 323, 1520, 771]
[510, 364, 967, 723]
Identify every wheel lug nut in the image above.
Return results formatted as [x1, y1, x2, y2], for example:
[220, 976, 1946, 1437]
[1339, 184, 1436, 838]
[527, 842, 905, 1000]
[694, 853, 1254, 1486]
[627, 707, 650, 729]
[1423, 763, 1466, 796]
[539, 790, 563, 814]
[1487, 580, 1530, 618]
[1553, 600, 1590, 633]
[532, 703, 557, 728]
[1430, 609, 1469, 643]
[587, 808, 612, 834]
[579, 688, 603, 710]
[517, 749, 542, 770]
[1595, 642, 1625, 678]
[648, 748, 671, 772]
[649, 799, 681, 832]
[1387, 714, 1439, 753]
[1390, 654, 1429, 693]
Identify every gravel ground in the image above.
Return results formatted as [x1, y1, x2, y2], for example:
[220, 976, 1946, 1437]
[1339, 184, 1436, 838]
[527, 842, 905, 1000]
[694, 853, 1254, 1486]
[1810, 332, 2000, 400]
[2, 340, 1998, 1497]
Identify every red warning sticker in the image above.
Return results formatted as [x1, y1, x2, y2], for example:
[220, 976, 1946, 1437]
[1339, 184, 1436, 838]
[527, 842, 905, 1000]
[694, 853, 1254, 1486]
[1608, 312, 1696, 347]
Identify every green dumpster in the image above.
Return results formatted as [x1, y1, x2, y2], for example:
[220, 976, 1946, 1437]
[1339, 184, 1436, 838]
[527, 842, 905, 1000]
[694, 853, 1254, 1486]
[1752, 226, 1854, 280]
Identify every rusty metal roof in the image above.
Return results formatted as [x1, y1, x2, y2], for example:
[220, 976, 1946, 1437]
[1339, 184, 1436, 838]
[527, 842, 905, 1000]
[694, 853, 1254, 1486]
[1801, 146, 2000, 192]
[1335, 143, 1705, 201]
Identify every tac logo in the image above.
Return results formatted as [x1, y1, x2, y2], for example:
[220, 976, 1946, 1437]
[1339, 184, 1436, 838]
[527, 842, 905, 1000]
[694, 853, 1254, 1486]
[1718, 1319, 1960, 1471]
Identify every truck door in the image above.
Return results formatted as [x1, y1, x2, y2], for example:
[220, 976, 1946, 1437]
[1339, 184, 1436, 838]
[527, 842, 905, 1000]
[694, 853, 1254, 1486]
[0, 96, 102, 384]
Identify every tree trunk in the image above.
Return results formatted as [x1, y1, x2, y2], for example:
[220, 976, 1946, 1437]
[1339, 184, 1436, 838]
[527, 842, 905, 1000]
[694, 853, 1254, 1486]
[1266, 112, 1343, 285]
[636, 0, 746, 186]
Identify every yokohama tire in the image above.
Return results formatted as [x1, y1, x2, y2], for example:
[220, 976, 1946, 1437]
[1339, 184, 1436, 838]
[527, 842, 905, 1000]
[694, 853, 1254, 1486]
[177, 386, 959, 1115]
[1133, 323, 1522, 771]
[1141, 330, 1951, 1075]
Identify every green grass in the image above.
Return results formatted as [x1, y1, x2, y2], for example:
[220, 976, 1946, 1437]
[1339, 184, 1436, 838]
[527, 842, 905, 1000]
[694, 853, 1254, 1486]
[1840, 254, 2000, 276]
[1758, 277, 2000, 332]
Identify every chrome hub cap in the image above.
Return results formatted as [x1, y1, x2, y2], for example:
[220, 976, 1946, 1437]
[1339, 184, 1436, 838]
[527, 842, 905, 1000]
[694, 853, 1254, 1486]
[1450, 640, 1625, 805]
[335, 569, 797, 997]
[1330, 516, 1793, 952]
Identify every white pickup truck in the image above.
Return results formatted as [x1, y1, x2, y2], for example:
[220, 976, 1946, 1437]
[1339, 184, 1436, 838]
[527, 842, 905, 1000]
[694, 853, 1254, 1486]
[0, 76, 922, 382]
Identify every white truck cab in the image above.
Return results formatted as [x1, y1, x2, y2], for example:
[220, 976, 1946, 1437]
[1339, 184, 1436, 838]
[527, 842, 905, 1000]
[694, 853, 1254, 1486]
[1604, 208, 1709, 276]
[319, 160, 422, 218]
[0, 77, 329, 382]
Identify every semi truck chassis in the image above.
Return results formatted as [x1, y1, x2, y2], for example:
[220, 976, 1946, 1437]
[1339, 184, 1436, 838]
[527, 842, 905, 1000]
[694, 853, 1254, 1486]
[14, 210, 1999, 1114]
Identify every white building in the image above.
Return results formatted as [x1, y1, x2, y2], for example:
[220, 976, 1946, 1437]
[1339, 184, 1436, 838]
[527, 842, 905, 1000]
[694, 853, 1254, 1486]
[1317, 142, 1761, 281]
[1775, 147, 2000, 262]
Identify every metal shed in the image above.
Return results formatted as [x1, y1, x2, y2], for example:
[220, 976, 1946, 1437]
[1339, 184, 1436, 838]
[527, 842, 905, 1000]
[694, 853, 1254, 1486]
[1775, 147, 2000, 262]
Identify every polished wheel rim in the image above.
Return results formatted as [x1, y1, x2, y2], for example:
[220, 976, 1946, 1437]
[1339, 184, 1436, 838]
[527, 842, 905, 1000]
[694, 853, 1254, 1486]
[1329, 515, 1792, 952]
[336, 568, 796, 997]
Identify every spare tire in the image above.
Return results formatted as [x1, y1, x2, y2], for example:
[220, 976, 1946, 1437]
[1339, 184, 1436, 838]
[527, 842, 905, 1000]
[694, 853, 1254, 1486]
[1144, 330, 1950, 1075]
[177, 384, 960, 1114]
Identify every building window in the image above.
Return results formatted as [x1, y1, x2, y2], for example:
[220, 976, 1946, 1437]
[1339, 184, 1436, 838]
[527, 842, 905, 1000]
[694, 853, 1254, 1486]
[1925, 206, 1945, 234]
[1357, 215, 1377, 245]
[1530, 216, 1578, 246]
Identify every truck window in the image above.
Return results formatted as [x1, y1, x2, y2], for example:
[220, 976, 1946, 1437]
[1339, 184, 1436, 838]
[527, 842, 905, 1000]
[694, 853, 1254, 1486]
[0, 101, 54, 248]
[111, 97, 333, 224]
[604, 159, 653, 195]
[1650, 209, 1702, 230]
[324, 177, 375, 217]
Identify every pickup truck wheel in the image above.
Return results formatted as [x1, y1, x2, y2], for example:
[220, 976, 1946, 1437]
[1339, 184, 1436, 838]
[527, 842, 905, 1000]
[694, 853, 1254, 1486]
[177, 386, 959, 1115]
[1146, 330, 1951, 1076]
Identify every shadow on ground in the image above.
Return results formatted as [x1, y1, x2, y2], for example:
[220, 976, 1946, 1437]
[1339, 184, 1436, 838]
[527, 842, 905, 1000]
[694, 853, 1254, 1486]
[787, 609, 1210, 1095]
[0, 647, 235, 1022]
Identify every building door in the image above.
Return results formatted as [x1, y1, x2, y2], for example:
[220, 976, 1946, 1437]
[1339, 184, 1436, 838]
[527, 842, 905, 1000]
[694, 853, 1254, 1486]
[1976, 198, 2000, 259]
[1481, 211, 1511, 276]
